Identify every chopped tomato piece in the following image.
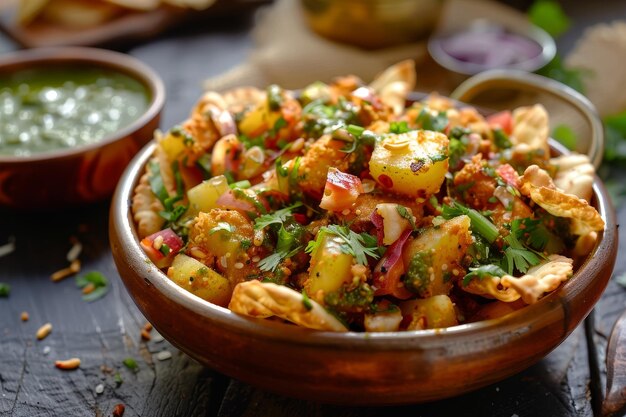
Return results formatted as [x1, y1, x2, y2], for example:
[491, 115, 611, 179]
[140, 228, 184, 269]
[487, 111, 513, 135]
[319, 168, 364, 212]
[496, 164, 520, 188]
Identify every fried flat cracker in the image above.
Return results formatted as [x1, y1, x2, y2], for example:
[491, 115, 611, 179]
[550, 154, 594, 202]
[132, 166, 165, 239]
[369, 59, 416, 116]
[229, 280, 348, 332]
[501, 255, 573, 304]
[520, 165, 604, 235]
[512, 104, 550, 159]
[462, 276, 521, 303]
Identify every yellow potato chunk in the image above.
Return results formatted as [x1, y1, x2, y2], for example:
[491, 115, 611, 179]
[306, 234, 354, 298]
[168, 254, 232, 306]
[369, 130, 449, 199]
[400, 295, 458, 330]
[187, 175, 229, 216]
[159, 129, 188, 160]
[402, 215, 472, 298]
[238, 100, 281, 138]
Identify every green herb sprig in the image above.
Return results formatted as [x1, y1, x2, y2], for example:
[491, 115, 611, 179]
[75, 271, 109, 302]
[306, 225, 380, 265]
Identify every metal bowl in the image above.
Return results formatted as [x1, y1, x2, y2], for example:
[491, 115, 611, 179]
[109, 71, 617, 405]
[0, 47, 165, 209]
[428, 18, 556, 75]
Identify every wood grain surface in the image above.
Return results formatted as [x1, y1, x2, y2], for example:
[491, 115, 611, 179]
[1, 2, 626, 416]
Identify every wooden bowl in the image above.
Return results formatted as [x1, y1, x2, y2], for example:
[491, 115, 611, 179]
[0, 47, 165, 209]
[109, 73, 617, 404]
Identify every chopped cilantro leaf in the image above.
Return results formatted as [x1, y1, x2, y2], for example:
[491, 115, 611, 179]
[0, 282, 10, 297]
[502, 232, 544, 275]
[76, 271, 109, 302]
[448, 137, 468, 169]
[114, 372, 123, 385]
[396, 205, 417, 230]
[511, 218, 550, 251]
[240, 133, 265, 150]
[429, 153, 448, 163]
[76, 271, 107, 288]
[416, 108, 448, 132]
[307, 225, 380, 265]
[123, 357, 139, 372]
[254, 202, 302, 230]
[258, 246, 302, 272]
[493, 129, 512, 149]
[462, 264, 507, 286]
[390, 121, 410, 134]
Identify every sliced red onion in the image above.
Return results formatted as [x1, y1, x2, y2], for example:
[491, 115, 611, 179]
[494, 185, 514, 208]
[370, 210, 385, 246]
[207, 106, 237, 136]
[380, 229, 411, 272]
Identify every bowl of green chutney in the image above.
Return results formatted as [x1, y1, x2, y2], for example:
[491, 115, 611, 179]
[0, 47, 164, 209]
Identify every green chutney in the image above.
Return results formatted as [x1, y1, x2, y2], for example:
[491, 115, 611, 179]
[0, 66, 150, 157]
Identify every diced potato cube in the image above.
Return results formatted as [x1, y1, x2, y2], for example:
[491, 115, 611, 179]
[400, 295, 458, 330]
[187, 175, 229, 215]
[160, 130, 187, 160]
[306, 234, 354, 298]
[167, 254, 232, 306]
[369, 130, 449, 198]
[238, 101, 281, 138]
[402, 215, 472, 298]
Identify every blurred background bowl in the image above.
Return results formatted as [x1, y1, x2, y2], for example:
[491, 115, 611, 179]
[0, 47, 164, 209]
[300, 0, 443, 49]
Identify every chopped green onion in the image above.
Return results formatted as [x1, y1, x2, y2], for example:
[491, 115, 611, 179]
[442, 202, 499, 244]
[229, 180, 251, 189]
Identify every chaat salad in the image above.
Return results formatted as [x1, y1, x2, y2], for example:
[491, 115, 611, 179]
[132, 61, 604, 332]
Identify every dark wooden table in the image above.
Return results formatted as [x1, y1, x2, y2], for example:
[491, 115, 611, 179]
[1, 3, 626, 416]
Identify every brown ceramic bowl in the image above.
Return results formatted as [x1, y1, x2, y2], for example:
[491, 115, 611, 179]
[0, 47, 165, 209]
[109, 73, 618, 405]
